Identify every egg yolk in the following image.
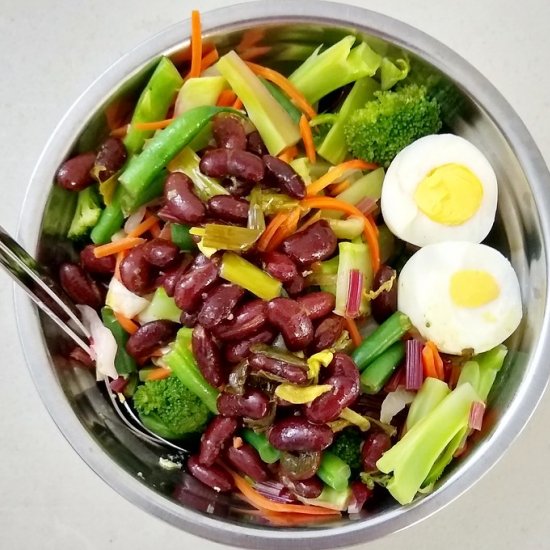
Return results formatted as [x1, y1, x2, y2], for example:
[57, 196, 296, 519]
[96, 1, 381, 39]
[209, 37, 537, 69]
[450, 270, 500, 308]
[414, 164, 484, 225]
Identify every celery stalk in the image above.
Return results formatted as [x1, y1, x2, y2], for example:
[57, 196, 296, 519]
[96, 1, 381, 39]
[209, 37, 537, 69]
[124, 57, 183, 155]
[379, 57, 410, 91]
[290, 157, 313, 184]
[174, 76, 227, 116]
[137, 287, 182, 324]
[318, 452, 351, 491]
[405, 377, 451, 431]
[318, 77, 379, 165]
[376, 382, 479, 504]
[216, 51, 300, 155]
[469, 345, 508, 402]
[289, 37, 381, 104]
[327, 217, 365, 240]
[168, 147, 229, 200]
[241, 429, 281, 464]
[314, 255, 339, 295]
[262, 79, 302, 124]
[220, 252, 282, 300]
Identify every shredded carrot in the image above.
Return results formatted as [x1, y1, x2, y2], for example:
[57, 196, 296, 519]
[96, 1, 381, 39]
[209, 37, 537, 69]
[149, 221, 162, 238]
[216, 89, 237, 107]
[145, 367, 172, 381]
[427, 341, 445, 380]
[232, 97, 243, 110]
[300, 196, 381, 273]
[421, 344, 438, 379]
[260, 510, 341, 526]
[114, 311, 139, 334]
[257, 212, 288, 252]
[114, 251, 125, 280]
[200, 47, 219, 73]
[110, 118, 174, 138]
[245, 61, 317, 119]
[188, 10, 202, 79]
[93, 237, 145, 258]
[306, 160, 378, 197]
[231, 471, 339, 515]
[110, 125, 129, 138]
[366, 214, 379, 237]
[299, 114, 316, 163]
[278, 145, 298, 164]
[266, 206, 302, 252]
[328, 179, 350, 196]
[345, 317, 363, 347]
[297, 211, 322, 232]
[127, 215, 160, 238]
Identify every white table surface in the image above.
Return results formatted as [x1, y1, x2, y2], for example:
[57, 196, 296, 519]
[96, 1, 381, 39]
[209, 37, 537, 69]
[1, 0, 549, 548]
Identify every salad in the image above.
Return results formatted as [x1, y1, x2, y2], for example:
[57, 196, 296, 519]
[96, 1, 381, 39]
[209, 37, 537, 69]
[53, 10, 523, 522]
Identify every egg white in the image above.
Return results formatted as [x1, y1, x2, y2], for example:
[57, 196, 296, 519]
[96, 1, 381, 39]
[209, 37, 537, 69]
[397, 241, 522, 355]
[381, 134, 498, 247]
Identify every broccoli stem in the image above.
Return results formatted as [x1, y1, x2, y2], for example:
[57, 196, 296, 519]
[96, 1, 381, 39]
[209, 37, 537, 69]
[405, 377, 451, 431]
[137, 287, 181, 324]
[171, 223, 196, 251]
[124, 57, 184, 155]
[352, 312, 412, 371]
[67, 186, 102, 240]
[241, 429, 281, 464]
[317, 77, 379, 165]
[317, 451, 351, 492]
[101, 307, 137, 375]
[360, 341, 405, 394]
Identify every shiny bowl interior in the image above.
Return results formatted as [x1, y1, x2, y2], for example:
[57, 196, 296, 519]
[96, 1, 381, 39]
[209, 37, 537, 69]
[15, 1, 550, 548]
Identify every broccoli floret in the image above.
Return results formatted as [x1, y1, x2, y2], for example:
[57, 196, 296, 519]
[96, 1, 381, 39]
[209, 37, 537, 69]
[345, 84, 441, 167]
[133, 376, 210, 440]
[330, 428, 363, 474]
[67, 186, 102, 240]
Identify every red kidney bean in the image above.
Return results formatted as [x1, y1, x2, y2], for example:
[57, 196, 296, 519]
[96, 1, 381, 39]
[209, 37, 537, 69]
[212, 113, 247, 150]
[246, 130, 268, 157]
[311, 315, 344, 353]
[198, 416, 238, 466]
[119, 245, 154, 295]
[173, 254, 219, 312]
[284, 273, 306, 297]
[192, 325, 225, 387]
[200, 149, 265, 183]
[282, 476, 323, 499]
[58, 263, 103, 309]
[207, 195, 249, 225]
[94, 137, 127, 181]
[305, 353, 360, 423]
[158, 172, 206, 225]
[262, 251, 298, 283]
[217, 389, 270, 419]
[297, 291, 335, 320]
[187, 455, 234, 493]
[225, 443, 269, 482]
[279, 451, 321, 481]
[281, 220, 337, 266]
[214, 299, 267, 341]
[371, 265, 398, 324]
[197, 283, 245, 330]
[126, 320, 178, 359]
[79, 244, 116, 275]
[362, 432, 392, 472]
[56, 152, 96, 191]
[224, 329, 276, 363]
[248, 351, 309, 385]
[180, 310, 198, 328]
[141, 238, 179, 268]
[223, 177, 254, 197]
[349, 480, 373, 511]
[268, 417, 333, 452]
[262, 155, 306, 199]
[267, 297, 313, 351]
[157, 255, 193, 297]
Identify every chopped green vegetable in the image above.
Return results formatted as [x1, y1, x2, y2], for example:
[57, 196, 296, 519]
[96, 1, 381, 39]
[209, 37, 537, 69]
[352, 311, 412, 371]
[289, 36, 381, 104]
[379, 57, 410, 91]
[360, 341, 405, 394]
[405, 377, 451, 431]
[216, 50, 300, 155]
[171, 223, 196, 251]
[241, 429, 281, 464]
[174, 76, 227, 115]
[317, 451, 351, 492]
[138, 287, 182, 324]
[124, 57, 184, 155]
[219, 252, 282, 300]
[299, 485, 351, 511]
[192, 224, 261, 252]
[326, 217, 365, 240]
[345, 84, 442, 167]
[67, 186, 102, 240]
[262, 79, 302, 124]
[133, 376, 210, 439]
[101, 306, 137, 375]
[329, 428, 363, 474]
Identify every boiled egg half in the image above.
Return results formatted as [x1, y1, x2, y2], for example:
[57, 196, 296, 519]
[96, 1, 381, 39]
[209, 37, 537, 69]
[398, 241, 522, 355]
[381, 134, 497, 246]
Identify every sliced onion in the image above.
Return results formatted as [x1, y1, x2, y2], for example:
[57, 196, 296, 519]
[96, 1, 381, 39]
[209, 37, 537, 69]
[345, 269, 364, 318]
[123, 206, 147, 235]
[106, 277, 150, 318]
[254, 480, 296, 504]
[405, 339, 424, 391]
[355, 196, 378, 216]
[380, 387, 415, 424]
[468, 401, 486, 431]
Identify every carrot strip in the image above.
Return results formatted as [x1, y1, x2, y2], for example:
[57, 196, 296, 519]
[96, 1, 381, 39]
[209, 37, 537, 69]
[427, 341, 445, 380]
[127, 215, 160, 238]
[93, 237, 145, 259]
[114, 251, 125, 280]
[345, 317, 363, 347]
[149, 221, 162, 238]
[266, 206, 302, 252]
[232, 97, 244, 110]
[422, 344, 438, 379]
[231, 471, 339, 515]
[297, 211, 322, 232]
[145, 367, 172, 381]
[110, 125, 129, 138]
[188, 10, 202, 79]
[110, 118, 174, 138]
[366, 214, 379, 236]
[299, 114, 316, 164]
[328, 179, 350, 196]
[114, 311, 139, 334]
[216, 89, 237, 107]
[257, 212, 288, 252]
[245, 61, 317, 119]
[200, 47, 219, 73]
[278, 145, 298, 164]
[306, 160, 378, 197]
[300, 196, 381, 273]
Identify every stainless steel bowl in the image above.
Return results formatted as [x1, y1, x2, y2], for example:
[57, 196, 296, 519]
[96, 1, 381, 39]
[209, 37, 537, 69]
[15, 1, 550, 547]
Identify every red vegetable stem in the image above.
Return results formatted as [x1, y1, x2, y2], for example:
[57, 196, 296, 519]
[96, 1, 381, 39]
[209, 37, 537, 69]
[468, 401, 486, 431]
[405, 339, 424, 390]
[345, 268, 364, 318]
